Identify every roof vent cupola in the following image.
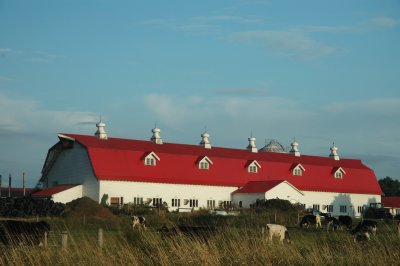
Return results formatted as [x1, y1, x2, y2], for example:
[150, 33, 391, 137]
[151, 126, 163, 144]
[247, 134, 258, 153]
[94, 119, 108, 140]
[329, 142, 340, 160]
[290, 138, 300, 157]
[200, 130, 211, 149]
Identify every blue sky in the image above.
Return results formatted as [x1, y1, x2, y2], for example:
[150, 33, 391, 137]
[0, 0, 399, 187]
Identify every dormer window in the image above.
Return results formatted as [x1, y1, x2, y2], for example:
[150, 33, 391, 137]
[291, 163, 305, 176]
[197, 156, 213, 170]
[246, 160, 261, 173]
[142, 151, 160, 166]
[146, 157, 156, 166]
[332, 167, 346, 179]
[200, 161, 209, 169]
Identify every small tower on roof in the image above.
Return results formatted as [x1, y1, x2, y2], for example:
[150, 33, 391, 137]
[94, 119, 108, 140]
[329, 142, 340, 160]
[247, 133, 258, 153]
[290, 138, 300, 157]
[200, 129, 211, 149]
[151, 126, 163, 144]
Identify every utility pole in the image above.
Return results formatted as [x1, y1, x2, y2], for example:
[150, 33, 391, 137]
[23, 172, 26, 196]
[8, 174, 11, 197]
[0, 174, 2, 198]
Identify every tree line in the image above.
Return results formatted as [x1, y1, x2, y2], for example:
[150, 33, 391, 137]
[379, 176, 400, 196]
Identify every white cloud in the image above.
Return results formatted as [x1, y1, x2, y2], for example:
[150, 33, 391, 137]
[0, 75, 12, 81]
[364, 17, 399, 27]
[142, 93, 400, 162]
[0, 48, 23, 54]
[27, 51, 64, 64]
[191, 15, 262, 24]
[0, 93, 97, 137]
[229, 30, 337, 59]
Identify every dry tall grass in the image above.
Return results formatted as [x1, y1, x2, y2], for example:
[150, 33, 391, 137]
[1, 216, 399, 265]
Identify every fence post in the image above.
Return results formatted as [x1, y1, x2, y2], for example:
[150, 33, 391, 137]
[44, 232, 48, 248]
[98, 228, 104, 249]
[397, 222, 400, 239]
[274, 211, 277, 223]
[62, 231, 68, 251]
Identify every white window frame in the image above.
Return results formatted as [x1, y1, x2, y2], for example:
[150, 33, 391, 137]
[292, 164, 305, 176]
[143, 151, 160, 166]
[333, 167, 346, 179]
[247, 160, 261, 173]
[198, 156, 213, 170]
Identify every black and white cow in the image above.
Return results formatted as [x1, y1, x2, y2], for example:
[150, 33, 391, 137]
[338, 215, 353, 230]
[130, 216, 147, 230]
[299, 214, 322, 228]
[352, 220, 377, 236]
[0, 220, 51, 246]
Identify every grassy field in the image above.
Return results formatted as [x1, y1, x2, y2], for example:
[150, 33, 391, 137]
[1, 211, 399, 266]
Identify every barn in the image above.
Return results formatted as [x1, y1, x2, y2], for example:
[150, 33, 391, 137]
[33, 120, 382, 217]
[381, 197, 400, 217]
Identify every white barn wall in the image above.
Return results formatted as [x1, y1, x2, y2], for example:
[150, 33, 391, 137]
[232, 193, 264, 208]
[301, 191, 381, 217]
[232, 182, 304, 208]
[99, 180, 236, 211]
[46, 143, 99, 201]
[52, 185, 83, 204]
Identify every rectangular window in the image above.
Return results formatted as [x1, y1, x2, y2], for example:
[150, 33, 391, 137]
[189, 199, 198, 207]
[357, 206, 363, 214]
[293, 168, 302, 176]
[199, 162, 209, 169]
[133, 197, 143, 205]
[248, 165, 257, 173]
[221, 201, 232, 209]
[340, 205, 347, 213]
[110, 197, 120, 207]
[152, 197, 163, 207]
[313, 204, 320, 211]
[172, 198, 180, 207]
[326, 205, 333, 212]
[207, 200, 215, 209]
[145, 157, 156, 166]
[335, 172, 343, 179]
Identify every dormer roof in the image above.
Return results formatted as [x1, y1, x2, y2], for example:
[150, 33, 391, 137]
[331, 167, 346, 175]
[141, 151, 160, 161]
[245, 160, 261, 168]
[290, 163, 306, 172]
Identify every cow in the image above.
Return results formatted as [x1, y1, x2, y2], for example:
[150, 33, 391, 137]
[338, 216, 352, 230]
[352, 220, 377, 236]
[157, 225, 179, 239]
[0, 220, 50, 246]
[324, 215, 353, 231]
[130, 216, 147, 230]
[354, 231, 370, 243]
[300, 214, 321, 228]
[325, 216, 339, 231]
[265, 224, 291, 244]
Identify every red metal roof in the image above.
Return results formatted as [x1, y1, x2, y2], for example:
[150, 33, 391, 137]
[32, 185, 79, 197]
[232, 180, 286, 194]
[57, 134, 383, 195]
[382, 197, 400, 208]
